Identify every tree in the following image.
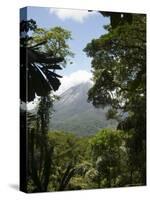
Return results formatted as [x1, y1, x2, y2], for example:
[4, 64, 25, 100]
[20, 20, 74, 192]
[20, 20, 69, 102]
[27, 96, 55, 192]
[88, 11, 133, 29]
[27, 130, 92, 192]
[84, 14, 146, 184]
[47, 132, 79, 191]
[100, 12, 133, 28]
[31, 27, 74, 66]
[84, 14, 146, 109]
[90, 129, 127, 187]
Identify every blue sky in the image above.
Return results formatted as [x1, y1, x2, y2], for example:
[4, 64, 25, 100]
[23, 7, 110, 95]
[26, 7, 109, 74]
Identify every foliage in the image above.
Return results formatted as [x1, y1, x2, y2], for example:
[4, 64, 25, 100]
[84, 14, 146, 111]
[27, 130, 91, 192]
[47, 131, 91, 191]
[22, 19, 74, 192]
[31, 26, 74, 66]
[90, 129, 128, 187]
[100, 12, 133, 28]
[25, 13, 146, 192]
[27, 96, 54, 192]
[84, 13, 146, 185]
[27, 128, 145, 192]
[20, 20, 73, 102]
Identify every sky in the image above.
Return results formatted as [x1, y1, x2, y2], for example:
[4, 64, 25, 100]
[22, 6, 110, 95]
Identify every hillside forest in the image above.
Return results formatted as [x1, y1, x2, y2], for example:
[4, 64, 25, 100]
[20, 11, 146, 192]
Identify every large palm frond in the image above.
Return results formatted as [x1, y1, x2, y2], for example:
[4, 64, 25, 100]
[20, 20, 64, 102]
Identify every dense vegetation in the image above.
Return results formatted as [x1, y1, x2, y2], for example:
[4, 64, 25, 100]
[20, 12, 146, 192]
[27, 127, 145, 192]
[84, 13, 146, 185]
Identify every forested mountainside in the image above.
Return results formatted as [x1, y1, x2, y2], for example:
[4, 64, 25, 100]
[50, 82, 117, 135]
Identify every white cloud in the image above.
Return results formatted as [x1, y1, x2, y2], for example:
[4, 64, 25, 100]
[49, 8, 96, 23]
[56, 70, 92, 95]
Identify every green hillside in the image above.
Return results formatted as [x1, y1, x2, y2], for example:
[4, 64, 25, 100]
[50, 82, 117, 135]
